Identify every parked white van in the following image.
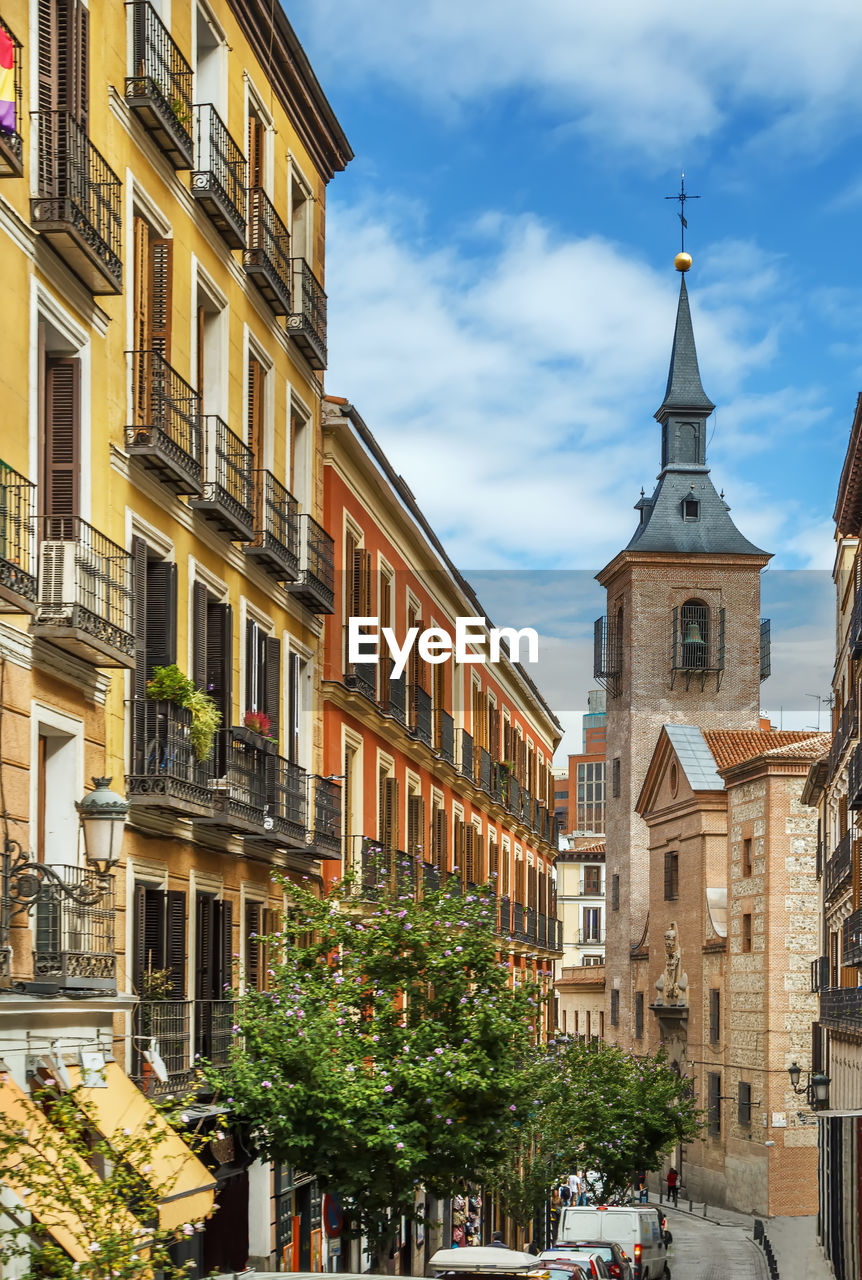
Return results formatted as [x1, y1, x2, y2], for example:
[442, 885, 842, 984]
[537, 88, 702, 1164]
[555, 1207, 669, 1280]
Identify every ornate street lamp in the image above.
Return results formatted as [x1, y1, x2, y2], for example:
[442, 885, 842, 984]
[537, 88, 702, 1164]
[76, 777, 129, 875]
[788, 1061, 830, 1111]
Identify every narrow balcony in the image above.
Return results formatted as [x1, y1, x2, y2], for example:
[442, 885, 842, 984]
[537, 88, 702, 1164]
[244, 471, 299, 582]
[189, 415, 256, 541]
[498, 895, 511, 938]
[379, 665, 406, 723]
[286, 258, 327, 370]
[0, 18, 23, 177]
[194, 997, 236, 1066]
[285, 515, 334, 613]
[851, 586, 862, 658]
[191, 104, 246, 248]
[31, 112, 122, 294]
[538, 912, 547, 948]
[820, 985, 862, 1035]
[507, 774, 521, 817]
[670, 602, 725, 692]
[825, 829, 853, 901]
[125, 1, 194, 169]
[434, 708, 454, 765]
[593, 613, 621, 698]
[844, 908, 862, 968]
[474, 745, 492, 793]
[201, 726, 274, 835]
[810, 955, 829, 992]
[243, 187, 291, 314]
[132, 999, 194, 1096]
[126, 696, 215, 818]
[243, 754, 308, 852]
[312, 775, 342, 857]
[456, 728, 473, 781]
[32, 517, 135, 667]
[343, 625, 377, 702]
[830, 695, 857, 779]
[0, 462, 37, 612]
[760, 618, 771, 682]
[126, 350, 203, 495]
[849, 742, 862, 811]
[410, 685, 433, 748]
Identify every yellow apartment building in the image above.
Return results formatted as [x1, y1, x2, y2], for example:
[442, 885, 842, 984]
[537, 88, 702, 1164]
[0, 0, 350, 1271]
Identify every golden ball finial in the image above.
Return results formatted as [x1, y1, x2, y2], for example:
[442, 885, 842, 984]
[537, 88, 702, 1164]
[675, 251, 692, 272]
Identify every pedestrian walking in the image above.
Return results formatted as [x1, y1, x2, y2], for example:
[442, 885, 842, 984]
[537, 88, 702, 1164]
[666, 1166, 678, 1208]
[576, 1170, 588, 1206]
[559, 1181, 572, 1207]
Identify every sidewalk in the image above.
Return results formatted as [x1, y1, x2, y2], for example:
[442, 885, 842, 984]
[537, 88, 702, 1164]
[659, 1197, 832, 1280]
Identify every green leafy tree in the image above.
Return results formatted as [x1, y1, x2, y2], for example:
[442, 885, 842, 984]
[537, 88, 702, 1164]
[0, 1084, 208, 1279]
[209, 859, 541, 1268]
[486, 1038, 701, 1224]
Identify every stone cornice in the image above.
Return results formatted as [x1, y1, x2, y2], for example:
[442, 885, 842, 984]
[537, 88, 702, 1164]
[596, 547, 771, 588]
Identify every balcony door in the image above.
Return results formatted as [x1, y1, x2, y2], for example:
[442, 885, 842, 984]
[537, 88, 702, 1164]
[132, 215, 173, 423]
[36, 0, 88, 198]
[192, 581, 232, 770]
[40, 346, 80, 523]
[195, 893, 232, 1060]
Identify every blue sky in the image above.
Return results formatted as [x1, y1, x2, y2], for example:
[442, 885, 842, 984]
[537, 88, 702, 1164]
[285, 1, 849, 748]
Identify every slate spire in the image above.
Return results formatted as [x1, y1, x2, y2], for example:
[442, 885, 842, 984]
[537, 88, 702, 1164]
[656, 274, 715, 420]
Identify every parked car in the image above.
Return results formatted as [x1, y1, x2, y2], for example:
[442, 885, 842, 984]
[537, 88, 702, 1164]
[529, 1262, 589, 1280]
[539, 1250, 610, 1280]
[430, 1246, 543, 1279]
[556, 1207, 668, 1280]
[545, 1241, 633, 1280]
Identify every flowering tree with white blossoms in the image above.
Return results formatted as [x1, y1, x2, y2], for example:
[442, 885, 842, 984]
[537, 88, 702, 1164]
[209, 863, 540, 1267]
[0, 1084, 207, 1279]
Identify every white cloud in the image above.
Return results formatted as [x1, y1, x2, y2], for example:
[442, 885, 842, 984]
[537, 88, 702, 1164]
[324, 199, 830, 569]
[287, 0, 862, 156]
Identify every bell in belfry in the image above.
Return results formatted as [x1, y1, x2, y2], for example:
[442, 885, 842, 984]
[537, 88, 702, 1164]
[683, 620, 706, 646]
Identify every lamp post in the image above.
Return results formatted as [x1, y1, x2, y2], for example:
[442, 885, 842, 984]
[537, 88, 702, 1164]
[3, 777, 128, 917]
[788, 1061, 830, 1112]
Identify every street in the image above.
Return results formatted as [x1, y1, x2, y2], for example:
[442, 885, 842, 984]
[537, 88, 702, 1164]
[661, 1205, 763, 1280]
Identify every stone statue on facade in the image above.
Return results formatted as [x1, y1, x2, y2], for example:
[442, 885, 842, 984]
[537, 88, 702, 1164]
[655, 921, 688, 1005]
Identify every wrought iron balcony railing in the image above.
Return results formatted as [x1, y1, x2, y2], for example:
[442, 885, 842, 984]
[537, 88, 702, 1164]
[844, 908, 862, 968]
[126, 697, 214, 816]
[760, 618, 771, 682]
[0, 18, 23, 177]
[194, 997, 237, 1066]
[820, 985, 862, 1034]
[244, 470, 299, 581]
[31, 112, 122, 293]
[126, 350, 203, 495]
[851, 586, 862, 659]
[670, 602, 726, 691]
[456, 728, 473, 781]
[190, 415, 255, 541]
[593, 613, 621, 697]
[849, 742, 862, 811]
[343, 625, 377, 702]
[33, 516, 135, 667]
[125, 1, 194, 168]
[312, 775, 342, 856]
[243, 186, 291, 314]
[0, 462, 36, 610]
[28, 865, 116, 992]
[379, 666, 407, 723]
[810, 955, 829, 992]
[435, 708, 455, 765]
[830, 695, 858, 780]
[410, 685, 433, 747]
[191, 104, 246, 248]
[132, 999, 194, 1095]
[286, 258, 327, 370]
[825, 829, 853, 901]
[286, 514, 334, 614]
[202, 726, 271, 833]
[474, 745, 492, 793]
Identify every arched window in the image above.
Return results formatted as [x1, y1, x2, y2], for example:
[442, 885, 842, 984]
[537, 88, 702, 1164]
[680, 599, 709, 669]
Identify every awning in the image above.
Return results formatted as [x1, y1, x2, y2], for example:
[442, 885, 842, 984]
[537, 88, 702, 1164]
[0, 1069, 139, 1262]
[68, 1060, 216, 1229]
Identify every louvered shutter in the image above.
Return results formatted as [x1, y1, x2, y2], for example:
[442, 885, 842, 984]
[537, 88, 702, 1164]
[245, 901, 262, 992]
[43, 358, 80, 521]
[192, 582, 208, 689]
[248, 114, 263, 189]
[132, 536, 148, 700]
[501, 848, 510, 897]
[475, 833, 485, 884]
[383, 777, 399, 852]
[166, 890, 186, 999]
[219, 899, 233, 993]
[248, 358, 263, 465]
[265, 636, 281, 746]
[408, 794, 425, 859]
[434, 808, 447, 872]
[206, 601, 233, 726]
[463, 825, 475, 888]
[489, 706, 500, 761]
[145, 560, 177, 677]
[149, 238, 173, 364]
[454, 820, 464, 881]
[136, 885, 166, 992]
[132, 884, 147, 994]
[195, 894, 213, 1000]
[359, 549, 373, 615]
[69, 0, 88, 128]
[132, 217, 150, 424]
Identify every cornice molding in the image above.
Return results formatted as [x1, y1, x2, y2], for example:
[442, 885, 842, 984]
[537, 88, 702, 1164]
[0, 621, 111, 704]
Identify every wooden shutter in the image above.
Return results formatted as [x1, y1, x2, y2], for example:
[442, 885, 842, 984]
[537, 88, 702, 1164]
[43, 357, 80, 519]
[354, 548, 372, 615]
[488, 838, 499, 886]
[501, 846, 510, 897]
[463, 825, 476, 888]
[166, 890, 186, 999]
[68, 0, 88, 128]
[149, 238, 173, 363]
[195, 894, 213, 1000]
[132, 216, 150, 424]
[475, 833, 485, 884]
[145, 559, 177, 677]
[248, 113, 263, 189]
[132, 536, 148, 701]
[433, 808, 447, 872]
[192, 582, 208, 689]
[265, 636, 281, 746]
[489, 705, 500, 761]
[133, 885, 166, 994]
[248, 357, 264, 465]
[245, 901, 262, 992]
[408, 794, 425, 859]
[206, 601, 233, 726]
[382, 777, 399, 851]
[218, 899, 233, 992]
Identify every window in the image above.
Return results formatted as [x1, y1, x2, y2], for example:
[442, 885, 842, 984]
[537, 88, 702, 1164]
[132, 215, 173, 425]
[37, 0, 89, 128]
[582, 907, 601, 943]
[612, 757, 620, 798]
[582, 955, 602, 966]
[635, 992, 644, 1040]
[286, 650, 305, 764]
[431, 802, 448, 873]
[379, 770, 399, 851]
[583, 865, 601, 895]
[41, 338, 82, 521]
[742, 913, 752, 953]
[664, 851, 679, 901]
[709, 988, 720, 1044]
[610, 989, 619, 1026]
[132, 541, 178, 697]
[707, 1071, 721, 1137]
[742, 837, 753, 877]
[247, 352, 267, 468]
[683, 498, 700, 521]
[611, 873, 620, 911]
[678, 599, 709, 670]
[244, 618, 280, 743]
[132, 884, 186, 997]
[407, 791, 426, 860]
[738, 1081, 752, 1129]
[244, 900, 275, 992]
[577, 761, 605, 833]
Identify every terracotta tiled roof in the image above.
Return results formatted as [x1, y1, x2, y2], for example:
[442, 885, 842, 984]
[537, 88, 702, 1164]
[574, 841, 605, 854]
[703, 729, 831, 772]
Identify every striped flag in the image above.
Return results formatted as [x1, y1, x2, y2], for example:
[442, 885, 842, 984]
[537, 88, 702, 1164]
[0, 27, 14, 136]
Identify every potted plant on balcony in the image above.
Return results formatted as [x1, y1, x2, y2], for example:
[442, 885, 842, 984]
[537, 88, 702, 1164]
[146, 663, 221, 762]
[233, 709, 278, 753]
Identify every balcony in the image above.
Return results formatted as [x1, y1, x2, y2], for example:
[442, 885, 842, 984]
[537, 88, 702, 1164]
[379, 666, 406, 723]
[126, 351, 203, 495]
[243, 187, 291, 314]
[498, 896, 511, 937]
[830, 695, 857, 780]
[31, 112, 122, 294]
[578, 930, 605, 945]
[825, 830, 853, 901]
[849, 743, 862, 811]
[200, 726, 272, 834]
[244, 471, 299, 581]
[670, 603, 725, 692]
[820, 985, 862, 1035]
[435, 709, 455, 765]
[312, 775, 342, 857]
[26, 866, 116, 993]
[410, 686, 433, 748]
[189, 416, 255, 541]
[844, 909, 862, 967]
[32, 517, 135, 667]
[474, 745, 492, 794]
[0, 18, 23, 177]
[132, 999, 194, 1095]
[0, 462, 36, 611]
[286, 258, 327, 370]
[456, 728, 473, 781]
[851, 587, 862, 658]
[594, 613, 621, 697]
[125, 1, 194, 169]
[191, 104, 246, 248]
[810, 955, 829, 992]
[760, 618, 771, 682]
[126, 697, 214, 818]
[286, 515, 334, 613]
[194, 997, 236, 1067]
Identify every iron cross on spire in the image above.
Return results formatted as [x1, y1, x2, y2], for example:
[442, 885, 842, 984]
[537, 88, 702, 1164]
[665, 171, 700, 252]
